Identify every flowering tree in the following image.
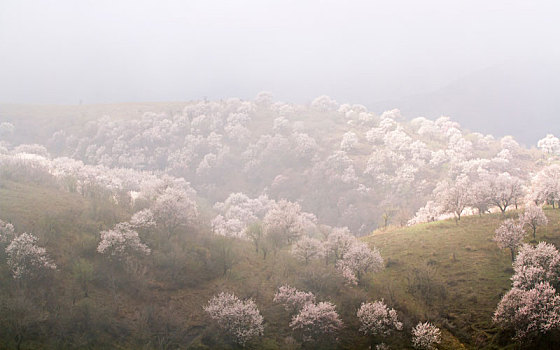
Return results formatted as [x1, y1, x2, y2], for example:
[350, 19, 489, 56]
[340, 132, 359, 151]
[204, 292, 264, 346]
[487, 172, 524, 214]
[469, 179, 492, 216]
[5, 233, 56, 279]
[152, 186, 198, 238]
[311, 95, 338, 112]
[336, 241, 384, 284]
[435, 174, 471, 221]
[512, 242, 560, 290]
[537, 134, 560, 155]
[289, 301, 343, 343]
[291, 132, 318, 161]
[324, 227, 357, 263]
[263, 200, 316, 247]
[291, 237, 324, 264]
[97, 222, 151, 260]
[408, 201, 443, 225]
[357, 300, 402, 347]
[494, 282, 560, 340]
[529, 164, 560, 208]
[211, 192, 271, 239]
[411, 322, 441, 350]
[520, 204, 548, 239]
[494, 219, 526, 261]
[129, 208, 156, 229]
[0, 219, 15, 244]
[273, 285, 316, 312]
[494, 241, 560, 341]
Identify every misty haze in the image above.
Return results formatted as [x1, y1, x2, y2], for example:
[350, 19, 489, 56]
[1, 1, 560, 349]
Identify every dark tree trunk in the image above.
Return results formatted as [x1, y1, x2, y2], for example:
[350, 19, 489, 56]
[15, 334, 22, 350]
[533, 226, 537, 240]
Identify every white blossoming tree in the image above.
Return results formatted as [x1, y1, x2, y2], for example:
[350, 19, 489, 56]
[97, 222, 151, 261]
[537, 134, 560, 155]
[336, 241, 384, 285]
[291, 236, 324, 264]
[529, 164, 560, 208]
[434, 174, 471, 222]
[494, 219, 526, 261]
[411, 322, 441, 350]
[494, 282, 560, 340]
[0, 219, 16, 244]
[324, 227, 357, 264]
[357, 300, 402, 347]
[204, 292, 264, 347]
[152, 186, 198, 238]
[129, 208, 156, 229]
[289, 301, 343, 343]
[494, 242, 560, 341]
[6, 233, 56, 279]
[340, 131, 359, 151]
[512, 242, 560, 291]
[263, 200, 316, 248]
[273, 285, 316, 313]
[520, 204, 548, 240]
[487, 172, 525, 215]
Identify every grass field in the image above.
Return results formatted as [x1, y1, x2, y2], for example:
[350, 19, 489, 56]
[364, 209, 560, 349]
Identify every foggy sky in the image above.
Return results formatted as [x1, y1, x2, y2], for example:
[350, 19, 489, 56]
[0, 0, 559, 105]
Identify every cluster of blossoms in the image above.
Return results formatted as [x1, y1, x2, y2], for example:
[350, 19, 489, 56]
[263, 200, 317, 246]
[357, 300, 403, 337]
[204, 292, 264, 346]
[411, 322, 441, 350]
[6, 232, 56, 279]
[537, 134, 560, 155]
[291, 236, 324, 264]
[211, 192, 272, 239]
[272, 285, 344, 344]
[493, 219, 526, 261]
[0, 219, 15, 244]
[273, 285, 316, 312]
[289, 301, 344, 343]
[494, 242, 560, 339]
[97, 222, 151, 259]
[0, 150, 200, 219]
[129, 208, 156, 228]
[334, 240, 384, 285]
[519, 204, 548, 239]
[528, 164, 560, 208]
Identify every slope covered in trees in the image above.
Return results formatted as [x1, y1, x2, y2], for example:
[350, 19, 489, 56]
[0, 94, 547, 234]
[2, 95, 560, 349]
[0, 156, 560, 348]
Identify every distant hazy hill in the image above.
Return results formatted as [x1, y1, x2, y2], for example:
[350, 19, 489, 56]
[374, 60, 560, 145]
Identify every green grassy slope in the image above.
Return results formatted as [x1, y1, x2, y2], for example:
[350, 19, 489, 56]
[364, 210, 560, 349]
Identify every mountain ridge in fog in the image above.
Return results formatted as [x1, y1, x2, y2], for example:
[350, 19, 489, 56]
[372, 60, 560, 145]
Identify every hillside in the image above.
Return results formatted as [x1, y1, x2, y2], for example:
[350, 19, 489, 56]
[366, 210, 560, 349]
[1, 96, 560, 349]
[0, 96, 545, 234]
[1, 172, 560, 349]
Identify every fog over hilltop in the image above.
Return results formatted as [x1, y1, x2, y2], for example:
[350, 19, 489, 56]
[374, 60, 560, 145]
[1, 0, 559, 145]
